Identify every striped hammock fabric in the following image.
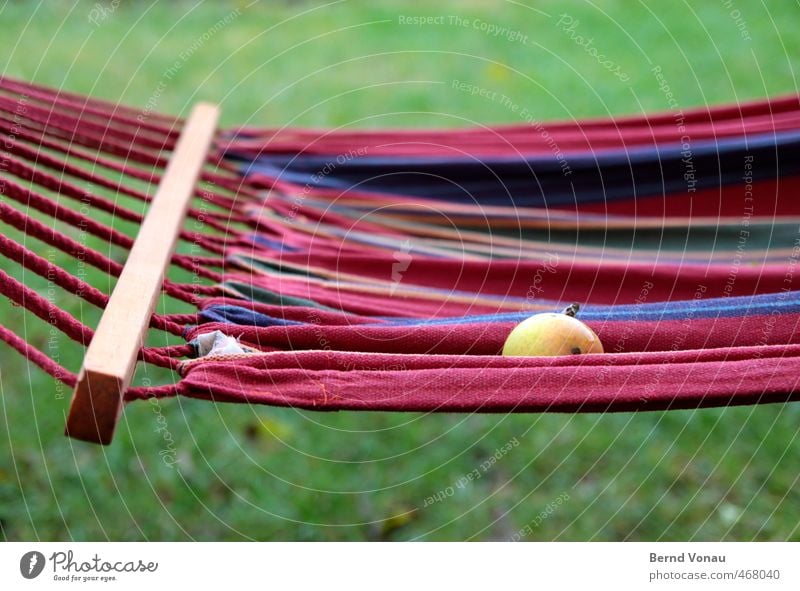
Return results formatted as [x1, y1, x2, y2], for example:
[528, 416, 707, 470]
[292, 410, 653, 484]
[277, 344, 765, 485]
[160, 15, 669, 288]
[1, 77, 799, 416]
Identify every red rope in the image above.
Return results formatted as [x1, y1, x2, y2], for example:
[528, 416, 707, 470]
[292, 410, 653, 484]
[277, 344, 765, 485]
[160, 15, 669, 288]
[0, 268, 189, 370]
[0, 76, 179, 128]
[2, 149, 146, 222]
[0, 200, 219, 306]
[0, 199, 124, 276]
[0, 93, 176, 152]
[0, 267, 92, 346]
[0, 176, 136, 249]
[0, 114, 257, 215]
[0, 234, 190, 336]
[0, 110, 167, 168]
[0, 78, 259, 396]
[0, 323, 77, 387]
[2, 130, 252, 239]
[0, 320, 182, 399]
[0, 176, 225, 281]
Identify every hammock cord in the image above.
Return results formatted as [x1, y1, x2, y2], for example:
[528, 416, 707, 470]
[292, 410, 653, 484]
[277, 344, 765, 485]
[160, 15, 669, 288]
[0, 78, 245, 397]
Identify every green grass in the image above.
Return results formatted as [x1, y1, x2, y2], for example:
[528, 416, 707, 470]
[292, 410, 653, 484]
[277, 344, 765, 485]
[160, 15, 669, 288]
[2, 0, 800, 541]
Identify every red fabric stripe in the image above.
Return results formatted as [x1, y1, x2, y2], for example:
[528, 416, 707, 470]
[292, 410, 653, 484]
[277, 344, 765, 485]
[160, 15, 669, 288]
[178, 344, 800, 412]
[241, 250, 789, 304]
[225, 94, 800, 157]
[230, 93, 800, 138]
[185, 311, 800, 356]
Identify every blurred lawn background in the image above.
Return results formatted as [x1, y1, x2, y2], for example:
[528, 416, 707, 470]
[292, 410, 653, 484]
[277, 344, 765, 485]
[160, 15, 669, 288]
[1, 0, 799, 541]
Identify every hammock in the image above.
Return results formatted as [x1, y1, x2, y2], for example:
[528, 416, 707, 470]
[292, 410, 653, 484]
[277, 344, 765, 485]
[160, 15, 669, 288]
[0, 77, 798, 445]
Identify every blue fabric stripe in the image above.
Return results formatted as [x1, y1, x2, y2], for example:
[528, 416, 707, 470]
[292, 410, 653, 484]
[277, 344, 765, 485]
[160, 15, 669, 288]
[249, 235, 300, 252]
[201, 290, 800, 328]
[200, 305, 303, 326]
[380, 292, 800, 325]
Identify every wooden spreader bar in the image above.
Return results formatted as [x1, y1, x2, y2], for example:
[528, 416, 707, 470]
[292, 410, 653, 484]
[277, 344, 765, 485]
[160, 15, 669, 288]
[66, 102, 220, 445]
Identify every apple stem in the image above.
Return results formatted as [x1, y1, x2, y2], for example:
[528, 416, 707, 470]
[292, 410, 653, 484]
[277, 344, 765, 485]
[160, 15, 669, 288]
[563, 303, 581, 317]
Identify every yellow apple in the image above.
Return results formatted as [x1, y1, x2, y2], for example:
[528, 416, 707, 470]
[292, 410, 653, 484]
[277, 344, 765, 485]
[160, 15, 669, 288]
[502, 306, 603, 357]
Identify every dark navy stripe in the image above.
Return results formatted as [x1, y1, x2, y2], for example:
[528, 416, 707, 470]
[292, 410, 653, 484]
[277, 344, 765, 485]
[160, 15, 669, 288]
[230, 130, 800, 206]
